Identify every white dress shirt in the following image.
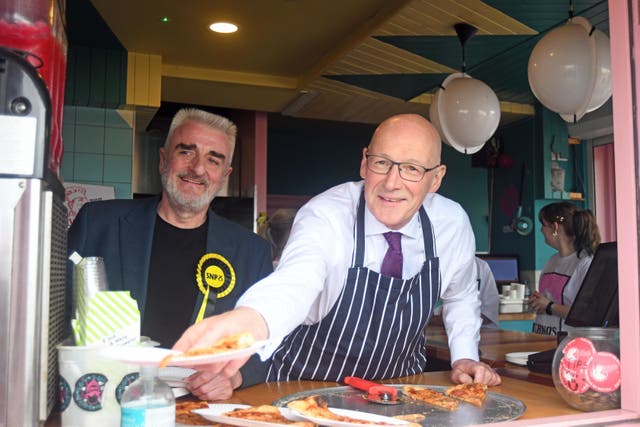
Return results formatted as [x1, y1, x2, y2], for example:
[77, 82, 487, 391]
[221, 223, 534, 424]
[238, 181, 481, 363]
[476, 257, 500, 329]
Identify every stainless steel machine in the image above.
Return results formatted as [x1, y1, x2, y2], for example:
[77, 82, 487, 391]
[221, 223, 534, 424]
[0, 47, 68, 426]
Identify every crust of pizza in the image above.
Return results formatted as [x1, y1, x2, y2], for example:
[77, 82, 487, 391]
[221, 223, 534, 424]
[225, 405, 314, 427]
[444, 383, 488, 407]
[175, 400, 213, 426]
[160, 332, 255, 367]
[287, 396, 394, 425]
[401, 385, 459, 411]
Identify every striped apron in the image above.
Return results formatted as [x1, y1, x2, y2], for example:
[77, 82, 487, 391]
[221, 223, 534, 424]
[267, 193, 440, 381]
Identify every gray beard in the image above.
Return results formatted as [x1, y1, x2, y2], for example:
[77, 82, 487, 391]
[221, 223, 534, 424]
[161, 170, 215, 213]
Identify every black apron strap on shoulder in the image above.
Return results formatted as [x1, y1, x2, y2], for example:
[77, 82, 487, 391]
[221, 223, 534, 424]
[352, 191, 366, 268]
[418, 206, 436, 258]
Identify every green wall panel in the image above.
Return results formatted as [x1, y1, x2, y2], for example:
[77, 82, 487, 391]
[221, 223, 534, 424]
[65, 46, 127, 108]
[439, 145, 489, 252]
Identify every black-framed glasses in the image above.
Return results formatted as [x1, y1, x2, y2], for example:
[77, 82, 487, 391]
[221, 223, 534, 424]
[365, 154, 440, 182]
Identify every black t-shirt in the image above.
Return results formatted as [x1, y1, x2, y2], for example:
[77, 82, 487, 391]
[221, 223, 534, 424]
[142, 215, 207, 347]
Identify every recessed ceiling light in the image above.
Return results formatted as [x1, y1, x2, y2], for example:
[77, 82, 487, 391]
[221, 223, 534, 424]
[209, 22, 238, 33]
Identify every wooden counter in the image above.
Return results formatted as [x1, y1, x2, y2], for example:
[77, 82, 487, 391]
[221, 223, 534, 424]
[425, 325, 557, 367]
[499, 312, 535, 321]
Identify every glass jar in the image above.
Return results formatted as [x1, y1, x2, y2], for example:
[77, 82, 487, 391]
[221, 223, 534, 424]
[552, 327, 621, 411]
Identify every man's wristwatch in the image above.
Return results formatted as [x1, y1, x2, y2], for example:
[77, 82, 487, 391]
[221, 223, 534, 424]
[545, 301, 554, 315]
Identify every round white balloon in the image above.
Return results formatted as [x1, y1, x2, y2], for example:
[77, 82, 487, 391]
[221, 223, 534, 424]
[528, 16, 611, 123]
[430, 73, 501, 154]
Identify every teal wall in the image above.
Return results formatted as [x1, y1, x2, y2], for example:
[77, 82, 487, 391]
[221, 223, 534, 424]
[439, 145, 489, 252]
[488, 118, 537, 270]
[488, 108, 590, 271]
[61, 106, 133, 199]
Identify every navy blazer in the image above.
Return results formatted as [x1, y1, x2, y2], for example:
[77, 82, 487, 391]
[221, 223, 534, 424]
[67, 196, 274, 386]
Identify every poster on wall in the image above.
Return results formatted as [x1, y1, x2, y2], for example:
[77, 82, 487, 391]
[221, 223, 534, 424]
[64, 182, 115, 227]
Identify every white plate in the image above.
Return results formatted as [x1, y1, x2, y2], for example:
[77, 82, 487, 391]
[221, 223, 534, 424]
[194, 403, 304, 427]
[166, 340, 269, 367]
[159, 366, 197, 387]
[289, 407, 409, 427]
[100, 345, 178, 366]
[171, 387, 190, 399]
[505, 351, 536, 366]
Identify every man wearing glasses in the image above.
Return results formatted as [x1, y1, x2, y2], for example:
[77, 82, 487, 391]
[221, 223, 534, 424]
[175, 113, 501, 387]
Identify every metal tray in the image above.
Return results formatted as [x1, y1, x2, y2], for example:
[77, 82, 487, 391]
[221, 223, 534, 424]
[273, 385, 525, 426]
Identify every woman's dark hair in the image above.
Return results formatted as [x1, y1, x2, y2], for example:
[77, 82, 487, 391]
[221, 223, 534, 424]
[539, 202, 601, 256]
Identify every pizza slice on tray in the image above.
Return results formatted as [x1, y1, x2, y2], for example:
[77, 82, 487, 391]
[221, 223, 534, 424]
[444, 383, 488, 407]
[401, 385, 459, 411]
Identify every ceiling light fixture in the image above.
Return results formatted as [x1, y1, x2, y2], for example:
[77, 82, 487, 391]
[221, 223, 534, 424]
[527, 0, 612, 123]
[429, 23, 501, 155]
[209, 22, 238, 33]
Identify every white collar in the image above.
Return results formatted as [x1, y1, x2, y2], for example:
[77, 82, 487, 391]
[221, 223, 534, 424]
[363, 205, 422, 240]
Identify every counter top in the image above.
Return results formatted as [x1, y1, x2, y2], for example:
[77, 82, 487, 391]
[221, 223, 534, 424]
[425, 324, 557, 367]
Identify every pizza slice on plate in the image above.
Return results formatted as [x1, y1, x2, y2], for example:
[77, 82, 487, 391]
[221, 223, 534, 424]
[287, 395, 396, 425]
[401, 385, 459, 411]
[160, 332, 255, 367]
[224, 404, 314, 427]
[444, 383, 488, 407]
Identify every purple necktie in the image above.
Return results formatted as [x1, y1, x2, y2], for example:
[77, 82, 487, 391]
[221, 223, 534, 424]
[381, 232, 403, 279]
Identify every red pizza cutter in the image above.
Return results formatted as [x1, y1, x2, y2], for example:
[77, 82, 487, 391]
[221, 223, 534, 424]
[343, 376, 399, 405]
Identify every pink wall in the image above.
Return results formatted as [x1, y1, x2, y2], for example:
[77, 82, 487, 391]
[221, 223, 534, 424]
[593, 144, 616, 242]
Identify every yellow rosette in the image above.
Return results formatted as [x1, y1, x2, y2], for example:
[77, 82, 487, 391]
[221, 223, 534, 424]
[195, 253, 236, 322]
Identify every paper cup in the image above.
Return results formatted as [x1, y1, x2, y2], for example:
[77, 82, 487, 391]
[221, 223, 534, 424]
[502, 284, 512, 296]
[58, 344, 138, 427]
[514, 283, 526, 299]
[509, 289, 519, 299]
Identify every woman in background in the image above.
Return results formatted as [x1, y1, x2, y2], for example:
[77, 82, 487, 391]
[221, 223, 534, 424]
[529, 202, 601, 335]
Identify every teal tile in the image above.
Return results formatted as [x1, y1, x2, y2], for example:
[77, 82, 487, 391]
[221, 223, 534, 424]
[103, 155, 132, 183]
[105, 127, 132, 155]
[62, 123, 75, 152]
[60, 152, 74, 181]
[104, 182, 132, 199]
[105, 109, 132, 128]
[76, 107, 105, 126]
[75, 125, 105, 153]
[63, 106, 76, 124]
[73, 153, 103, 181]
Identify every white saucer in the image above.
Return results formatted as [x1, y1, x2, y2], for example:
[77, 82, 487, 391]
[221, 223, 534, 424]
[505, 351, 537, 366]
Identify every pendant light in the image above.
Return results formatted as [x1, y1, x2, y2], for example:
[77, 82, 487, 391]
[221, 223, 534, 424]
[527, 1, 612, 123]
[429, 23, 501, 155]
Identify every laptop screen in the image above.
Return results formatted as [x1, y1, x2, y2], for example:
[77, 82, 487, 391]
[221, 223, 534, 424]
[477, 255, 520, 283]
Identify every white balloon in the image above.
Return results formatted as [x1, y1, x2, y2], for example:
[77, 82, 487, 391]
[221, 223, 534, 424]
[528, 16, 611, 123]
[587, 28, 612, 113]
[429, 73, 501, 154]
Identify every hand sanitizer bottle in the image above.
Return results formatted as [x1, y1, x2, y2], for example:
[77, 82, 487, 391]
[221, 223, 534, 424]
[120, 365, 175, 427]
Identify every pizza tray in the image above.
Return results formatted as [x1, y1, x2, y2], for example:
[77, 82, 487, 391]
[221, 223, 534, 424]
[273, 385, 525, 426]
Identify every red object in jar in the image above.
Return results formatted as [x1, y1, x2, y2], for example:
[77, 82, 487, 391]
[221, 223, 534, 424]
[562, 337, 596, 361]
[559, 355, 590, 394]
[585, 351, 621, 393]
